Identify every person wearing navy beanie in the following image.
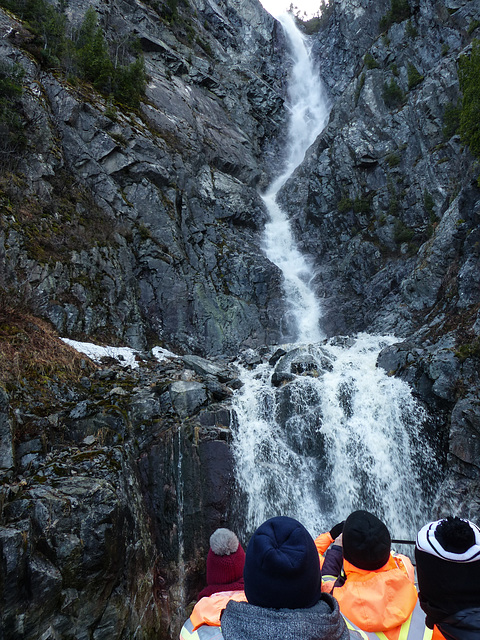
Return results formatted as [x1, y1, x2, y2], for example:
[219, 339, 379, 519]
[220, 516, 351, 640]
[242, 515, 322, 609]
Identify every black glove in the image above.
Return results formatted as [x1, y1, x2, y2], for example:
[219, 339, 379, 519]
[329, 521, 345, 540]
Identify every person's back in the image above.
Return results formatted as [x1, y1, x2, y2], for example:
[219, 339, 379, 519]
[180, 528, 245, 640]
[319, 510, 421, 640]
[415, 516, 480, 640]
[180, 515, 356, 640]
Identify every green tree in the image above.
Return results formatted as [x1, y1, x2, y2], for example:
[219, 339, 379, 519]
[458, 39, 480, 159]
[112, 56, 147, 108]
[0, 60, 26, 166]
[76, 7, 113, 90]
[364, 53, 380, 69]
[443, 103, 460, 139]
[383, 78, 405, 108]
[380, 0, 411, 31]
[407, 62, 424, 90]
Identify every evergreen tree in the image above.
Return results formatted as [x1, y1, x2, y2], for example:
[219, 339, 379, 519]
[113, 56, 147, 108]
[76, 7, 113, 91]
[458, 39, 480, 159]
[0, 60, 26, 165]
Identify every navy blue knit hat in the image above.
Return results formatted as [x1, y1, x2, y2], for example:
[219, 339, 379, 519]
[243, 516, 322, 609]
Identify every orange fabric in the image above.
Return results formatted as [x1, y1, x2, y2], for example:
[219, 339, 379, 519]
[314, 532, 334, 568]
[432, 626, 447, 640]
[190, 590, 247, 631]
[331, 554, 418, 640]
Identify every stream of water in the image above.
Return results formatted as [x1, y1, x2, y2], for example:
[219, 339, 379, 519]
[262, 13, 329, 344]
[230, 14, 438, 544]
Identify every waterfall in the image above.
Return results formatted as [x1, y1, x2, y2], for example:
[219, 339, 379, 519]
[262, 13, 329, 344]
[230, 14, 439, 544]
[232, 336, 438, 541]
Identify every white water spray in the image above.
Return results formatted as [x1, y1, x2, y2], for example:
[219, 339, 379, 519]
[230, 16, 439, 543]
[232, 335, 438, 540]
[262, 13, 329, 344]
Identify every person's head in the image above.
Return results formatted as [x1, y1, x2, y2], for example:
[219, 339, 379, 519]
[342, 510, 391, 571]
[206, 528, 245, 587]
[415, 516, 480, 624]
[243, 515, 322, 609]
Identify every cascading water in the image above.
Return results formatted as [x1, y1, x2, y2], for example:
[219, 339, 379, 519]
[230, 14, 439, 544]
[262, 13, 329, 344]
[232, 335, 438, 539]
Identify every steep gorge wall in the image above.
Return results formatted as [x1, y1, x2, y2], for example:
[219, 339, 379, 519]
[0, 0, 292, 637]
[1, 0, 480, 638]
[0, 0, 289, 357]
[282, 0, 480, 522]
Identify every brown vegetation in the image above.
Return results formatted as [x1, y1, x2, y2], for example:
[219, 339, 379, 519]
[0, 289, 97, 390]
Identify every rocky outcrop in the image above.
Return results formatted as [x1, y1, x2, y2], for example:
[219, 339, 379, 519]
[2, 0, 480, 637]
[0, 348, 242, 639]
[0, 388, 13, 470]
[282, 0, 479, 339]
[377, 336, 480, 523]
[0, 0, 289, 356]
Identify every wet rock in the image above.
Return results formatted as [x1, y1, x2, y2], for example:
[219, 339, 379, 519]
[182, 355, 236, 383]
[449, 395, 480, 474]
[269, 348, 287, 366]
[0, 388, 13, 471]
[169, 381, 208, 418]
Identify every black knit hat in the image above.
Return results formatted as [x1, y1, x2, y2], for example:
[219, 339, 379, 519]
[415, 517, 480, 628]
[342, 510, 391, 571]
[243, 516, 322, 610]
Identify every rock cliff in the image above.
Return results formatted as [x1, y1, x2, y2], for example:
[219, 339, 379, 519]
[0, 0, 289, 357]
[1, 0, 480, 638]
[279, 0, 480, 525]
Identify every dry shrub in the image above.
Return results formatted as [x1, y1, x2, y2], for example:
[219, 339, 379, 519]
[0, 289, 97, 388]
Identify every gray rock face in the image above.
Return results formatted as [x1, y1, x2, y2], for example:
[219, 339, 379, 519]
[281, 0, 479, 341]
[2, 0, 480, 637]
[0, 349, 242, 639]
[170, 380, 208, 417]
[0, 0, 288, 357]
[0, 388, 13, 470]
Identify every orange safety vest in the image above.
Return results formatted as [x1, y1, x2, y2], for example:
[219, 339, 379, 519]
[179, 618, 224, 640]
[325, 554, 419, 640]
[179, 589, 379, 640]
[432, 626, 447, 640]
[342, 600, 433, 640]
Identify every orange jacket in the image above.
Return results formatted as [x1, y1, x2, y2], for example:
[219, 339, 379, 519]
[432, 627, 446, 640]
[315, 532, 335, 568]
[325, 553, 418, 640]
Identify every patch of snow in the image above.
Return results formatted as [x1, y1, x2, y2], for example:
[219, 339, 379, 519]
[61, 339, 180, 368]
[152, 346, 179, 362]
[61, 338, 140, 368]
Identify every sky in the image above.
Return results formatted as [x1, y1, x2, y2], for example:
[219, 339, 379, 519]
[259, 0, 322, 18]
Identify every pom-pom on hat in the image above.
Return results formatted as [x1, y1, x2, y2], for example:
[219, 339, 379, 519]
[198, 528, 245, 599]
[210, 528, 241, 557]
[416, 516, 480, 561]
[243, 515, 322, 610]
[342, 510, 391, 571]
